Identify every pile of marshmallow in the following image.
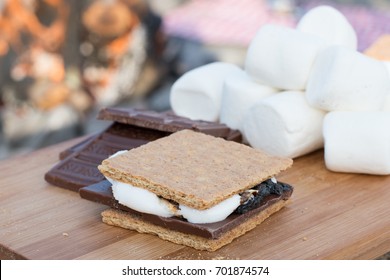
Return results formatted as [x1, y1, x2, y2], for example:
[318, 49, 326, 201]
[169, 6, 390, 175]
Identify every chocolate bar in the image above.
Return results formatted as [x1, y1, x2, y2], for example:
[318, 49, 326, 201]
[79, 180, 293, 239]
[45, 108, 242, 191]
[59, 134, 96, 160]
[97, 107, 242, 141]
[45, 123, 168, 191]
[60, 108, 242, 160]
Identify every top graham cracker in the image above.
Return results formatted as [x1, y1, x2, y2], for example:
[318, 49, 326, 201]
[98, 130, 292, 210]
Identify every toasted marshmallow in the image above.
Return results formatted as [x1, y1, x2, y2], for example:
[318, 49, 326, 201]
[220, 70, 277, 132]
[306, 46, 390, 112]
[323, 111, 390, 175]
[297, 5, 357, 50]
[244, 24, 326, 90]
[170, 62, 243, 121]
[243, 91, 326, 158]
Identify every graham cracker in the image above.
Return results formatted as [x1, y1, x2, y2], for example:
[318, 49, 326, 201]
[98, 130, 292, 210]
[101, 199, 290, 252]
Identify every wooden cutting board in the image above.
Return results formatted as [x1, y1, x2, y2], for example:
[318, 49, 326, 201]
[0, 138, 389, 259]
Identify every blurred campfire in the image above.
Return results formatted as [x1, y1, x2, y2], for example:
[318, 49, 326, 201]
[0, 0, 166, 154]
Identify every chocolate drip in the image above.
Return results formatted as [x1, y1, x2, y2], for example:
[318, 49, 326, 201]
[235, 179, 293, 214]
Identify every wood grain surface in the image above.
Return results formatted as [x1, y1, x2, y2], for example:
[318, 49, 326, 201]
[0, 138, 390, 260]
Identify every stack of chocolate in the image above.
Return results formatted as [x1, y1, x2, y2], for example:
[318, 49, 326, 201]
[45, 107, 242, 191]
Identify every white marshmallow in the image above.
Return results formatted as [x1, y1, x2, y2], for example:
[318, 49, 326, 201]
[323, 111, 390, 175]
[297, 5, 357, 50]
[383, 62, 390, 111]
[108, 177, 242, 223]
[107, 151, 176, 217]
[383, 94, 390, 111]
[306, 46, 390, 112]
[244, 24, 326, 90]
[384, 61, 390, 79]
[170, 62, 243, 121]
[220, 71, 278, 132]
[179, 195, 241, 224]
[106, 151, 242, 223]
[111, 181, 176, 217]
[109, 150, 127, 158]
[243, 91, 326, 158]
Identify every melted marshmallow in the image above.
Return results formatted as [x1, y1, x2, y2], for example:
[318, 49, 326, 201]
[106, 150, 241, 223]
[107, 150, 175, 217]
[110, 180, 176, 217]
[109, 178, 241, 223]
[179, 195, 241, 224]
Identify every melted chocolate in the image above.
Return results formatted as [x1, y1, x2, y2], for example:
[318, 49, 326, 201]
[235, 179, 293, 214]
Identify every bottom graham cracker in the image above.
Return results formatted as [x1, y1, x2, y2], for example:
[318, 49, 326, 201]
[101, 199, 290, 252]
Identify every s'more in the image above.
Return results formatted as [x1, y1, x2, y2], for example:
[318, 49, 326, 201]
[97, 130, 293, 251]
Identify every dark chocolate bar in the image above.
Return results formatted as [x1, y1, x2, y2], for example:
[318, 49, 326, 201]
[79, 180, 293, 239]
[46, 108, 242, 191]
[98, 107, 242, 141]
[59, 134, 96, 160]
[45, 123, 168, 191]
